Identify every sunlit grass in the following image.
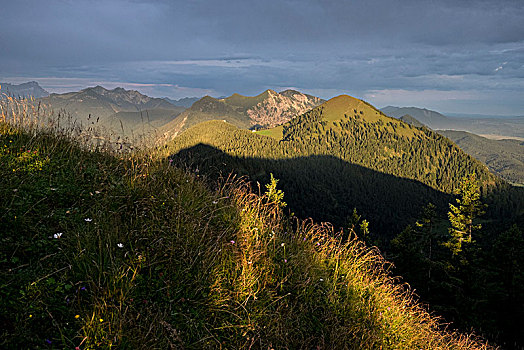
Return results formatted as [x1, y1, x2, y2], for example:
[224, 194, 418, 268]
[0, 98, 493, 348]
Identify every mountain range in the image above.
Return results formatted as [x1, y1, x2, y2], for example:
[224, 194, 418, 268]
[39, 86, 185, 140]
[381, 106, 524, 139]
[163, 96, 200, 108]
[159, 89, 324, 140]
[0, 81, 49, 98]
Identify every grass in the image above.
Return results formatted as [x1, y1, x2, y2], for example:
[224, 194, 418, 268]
[0, 97, 493, 349]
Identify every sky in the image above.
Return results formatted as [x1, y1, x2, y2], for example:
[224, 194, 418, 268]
[1, 0, 523, 115]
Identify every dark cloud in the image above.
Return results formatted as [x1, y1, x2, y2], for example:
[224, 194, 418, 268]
[1, 0, 523, 114]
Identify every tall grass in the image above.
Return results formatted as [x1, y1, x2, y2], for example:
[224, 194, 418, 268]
[0, 98, 493, 349]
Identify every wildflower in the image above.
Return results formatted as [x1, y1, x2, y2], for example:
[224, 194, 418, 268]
[84, 218, 92, 222]
[80, 286, 86, 291]
[169, 159, 173, 164]
[29, 314, 32, 318]
[212, 200, 218, 204]
[283, 259, 287, 263]
[319, 278, 324, 282]
[99, 318, 103, 323]
[230, 240, 235, 244]
[117, 243, 124, 248]
[75, 315, 80, 319]
[53, 232, 63, 239]
[280, 243, 285, 247]
[45, 339, 52, 344]
[76, 347, 80, 350]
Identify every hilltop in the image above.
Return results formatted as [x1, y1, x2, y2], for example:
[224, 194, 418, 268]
[0, 100, 491, 349]
[160, 89, 324, 140]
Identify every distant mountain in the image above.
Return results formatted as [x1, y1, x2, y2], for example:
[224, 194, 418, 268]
[168, 94, 504, 233]
[40, 86, 184, 139]
[160, 89, 324, 140]
[0, 81, 49, 98]
[381, 106, 524, 139]
[399, 114, 424, 127]
[381, 106, 450, 129]
[440, 130, 524, 185]
[163, 96, 200, 108]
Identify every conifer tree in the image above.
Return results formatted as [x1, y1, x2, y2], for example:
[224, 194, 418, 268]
[445, 173, 485, 255]
[265, 173, 286, 208]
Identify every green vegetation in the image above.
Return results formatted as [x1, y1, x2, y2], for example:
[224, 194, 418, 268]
[445, 173, 486, 256]
[0, 98, 494, 349]
[440, 130, 524, 186]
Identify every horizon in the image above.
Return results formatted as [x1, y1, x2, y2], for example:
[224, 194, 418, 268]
[3, 80, 522, 118]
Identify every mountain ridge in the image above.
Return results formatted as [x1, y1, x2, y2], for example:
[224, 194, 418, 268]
[160, 89, 325, 140]
[0, 81, 49, 98]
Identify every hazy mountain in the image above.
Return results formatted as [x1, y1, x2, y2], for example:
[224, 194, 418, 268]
[0, 81, 49, 98]
[40, 86, 184, 139]
[160, 89, 325, 140]
[440, 130, 524, 185]
[399, 114, 424, 127]
[381, 106, 450, 129]
[163, 96, 200, 108]
[381, 106, 524, 139]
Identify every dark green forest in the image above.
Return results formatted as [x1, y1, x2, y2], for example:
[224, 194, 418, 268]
[165, 96, 524, 348]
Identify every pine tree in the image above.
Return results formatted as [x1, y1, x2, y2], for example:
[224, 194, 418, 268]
[265, 173, 286, 208]
[445, 173, 486, 255]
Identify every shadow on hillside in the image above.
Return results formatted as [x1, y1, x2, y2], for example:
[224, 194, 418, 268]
[170, 143, 452, 237]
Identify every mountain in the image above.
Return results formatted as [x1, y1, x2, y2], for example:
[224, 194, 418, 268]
[0, 81, 49, 98]
[381, 106, 450, 129]
[399, 114, 424, 127]
[163, 96, 200, 108]
[440, 130, 524, 185]
[40, 86, 185, 139]
[160, 89, 324, 140]
[167, 95, 511, 234]
[381, 106, 524, 139]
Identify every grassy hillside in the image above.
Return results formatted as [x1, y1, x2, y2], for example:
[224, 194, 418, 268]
[0, 102, 491, 348]
[440, 130, 524, 186]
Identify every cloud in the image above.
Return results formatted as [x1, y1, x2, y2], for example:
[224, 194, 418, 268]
[1, 0, 523, 114]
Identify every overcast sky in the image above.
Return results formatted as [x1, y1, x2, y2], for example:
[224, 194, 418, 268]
[1, 0, 523, 115]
